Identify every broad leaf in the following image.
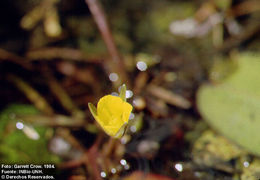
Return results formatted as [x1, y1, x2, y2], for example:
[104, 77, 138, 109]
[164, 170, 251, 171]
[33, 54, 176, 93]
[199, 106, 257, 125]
[197, 53, 260, 155]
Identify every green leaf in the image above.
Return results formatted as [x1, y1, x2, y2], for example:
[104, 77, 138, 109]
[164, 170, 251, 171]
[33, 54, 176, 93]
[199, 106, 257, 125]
[197, 53, 260, 156]
[114, 123, 128, 138]
[0, 104, 60, 164]
[88, 102, 98, 118]
[119, 84, 127, 101]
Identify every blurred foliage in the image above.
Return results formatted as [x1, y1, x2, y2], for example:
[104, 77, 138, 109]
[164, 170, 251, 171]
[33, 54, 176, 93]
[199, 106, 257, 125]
[197, 52, 260, 155]
[135, 2, 195, 46]
[241, 159, 260, 180]
[0, 104, 60, 163]
[192, 130, 244, 167]
[123, 171, 174, 180]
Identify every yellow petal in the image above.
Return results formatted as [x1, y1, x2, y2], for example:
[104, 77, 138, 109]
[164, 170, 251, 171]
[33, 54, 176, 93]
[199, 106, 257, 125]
[96, 95, 132, 137]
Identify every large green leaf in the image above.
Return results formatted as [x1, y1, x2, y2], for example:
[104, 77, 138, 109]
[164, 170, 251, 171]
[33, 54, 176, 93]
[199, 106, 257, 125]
[0, 104, 60, 163]
[197, 53, 260, 155]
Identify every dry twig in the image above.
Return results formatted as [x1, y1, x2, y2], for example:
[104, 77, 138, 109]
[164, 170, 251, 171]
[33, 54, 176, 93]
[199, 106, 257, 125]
[7, 74, 54, 115]
[84, 0, 129, 87]
[146, 85, 191, 109]
[44, 70, 85, 119]
[26, 47, 102, 63]
[217, 22, 260, 53]
[0, 48, 33, 70]
[18, 114, 84, 128]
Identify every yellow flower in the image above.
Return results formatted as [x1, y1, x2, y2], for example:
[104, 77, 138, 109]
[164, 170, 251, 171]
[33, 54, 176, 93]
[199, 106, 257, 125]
[88, 85, 133, 138]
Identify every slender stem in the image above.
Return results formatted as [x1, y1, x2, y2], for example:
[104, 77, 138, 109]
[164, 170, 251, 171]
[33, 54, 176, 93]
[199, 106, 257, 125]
[44, 68, 85, 119]
[86, 134, 104, 180]
[84, 0, 129, 87]
[7, 74, 54, 115]
[0, 48, 33, 70]
[146, 84, 191, 109]
[26, 47, 102, 63]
